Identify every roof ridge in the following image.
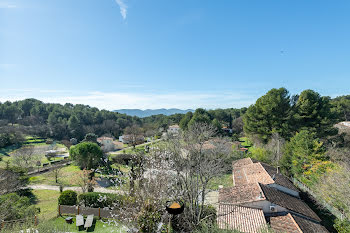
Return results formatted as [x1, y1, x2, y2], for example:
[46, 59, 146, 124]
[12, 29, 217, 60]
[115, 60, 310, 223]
[287, 213, 303, 233]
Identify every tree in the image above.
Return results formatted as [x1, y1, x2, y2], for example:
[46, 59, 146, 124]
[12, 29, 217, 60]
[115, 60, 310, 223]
[124, 125, 144, 148]
[281, 130, 329, 183]
[3, 104, 22, 125]
[112, 153, 145, 196]
[166, 123, 231, 231]
[68, 115, 84, 140]
[76, 169, 96, 193]
[0, 193, 37, 221]
[188, 108, 212, 128]
[11, 145, 41, 169]
[293, 90, 338, 138]
[69, 142, 104, 169]
[243, 88, 291, 142]
[84, 133, 98, 143]
[0, 168, 28, 194]
[179, 112, 193, 130]
[52, 166, 63, 184]
[331, 95, 350, 122]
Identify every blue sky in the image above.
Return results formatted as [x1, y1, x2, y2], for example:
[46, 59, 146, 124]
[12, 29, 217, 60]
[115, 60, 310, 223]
[1, 0, 350, 110]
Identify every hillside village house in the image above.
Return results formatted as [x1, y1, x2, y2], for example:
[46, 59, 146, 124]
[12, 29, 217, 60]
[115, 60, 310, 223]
[97, 136, 115, 152]
[167, 124, 180, 134]
[217, 157, 328, 233]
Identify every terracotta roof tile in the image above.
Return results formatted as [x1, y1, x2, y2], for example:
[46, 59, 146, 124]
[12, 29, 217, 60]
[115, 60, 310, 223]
[259, 184, 321, 221]
[232, 158, 253, 169]
[219, 183, 265, 204]
[292, 214, 329, 233]
[260, 162, 299, 192]
[269, 213, 302, 233]
[217, 204, 267, 233]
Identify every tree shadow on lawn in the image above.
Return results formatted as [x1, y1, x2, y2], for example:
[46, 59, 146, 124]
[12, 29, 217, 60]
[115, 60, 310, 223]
[16, 188, 38, 204]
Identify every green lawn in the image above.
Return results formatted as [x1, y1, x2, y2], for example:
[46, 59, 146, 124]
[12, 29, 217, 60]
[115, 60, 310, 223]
[33, 189, 61, 220]
[207, 174, 234, 190]
[0, 142, 68, 168]
[29, 165, 81, 186]
[45, 216, 127, 232]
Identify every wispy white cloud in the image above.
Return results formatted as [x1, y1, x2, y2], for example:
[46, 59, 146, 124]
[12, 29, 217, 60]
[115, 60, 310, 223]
[0, 90, 256, 110]
[115, 0, 127, 20]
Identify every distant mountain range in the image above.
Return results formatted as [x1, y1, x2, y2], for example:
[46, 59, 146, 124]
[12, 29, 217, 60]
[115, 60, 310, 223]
[114, 108, 194, 118]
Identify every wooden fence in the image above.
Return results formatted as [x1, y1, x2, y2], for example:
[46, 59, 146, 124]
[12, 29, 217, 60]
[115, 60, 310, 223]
[58, 205, 119, 219]
[0, 216, 37, 230]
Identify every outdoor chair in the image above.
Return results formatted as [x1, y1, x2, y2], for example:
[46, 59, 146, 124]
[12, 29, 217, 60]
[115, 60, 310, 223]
[84, 214, 94, 231]
[76, 214, 84, 229]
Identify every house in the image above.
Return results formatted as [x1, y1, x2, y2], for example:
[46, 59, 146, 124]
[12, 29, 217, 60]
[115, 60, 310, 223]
[232, 158, 299, 197]
[339, 121, 350, 128]
[97, 136, 115, 152]
[167, 125, 180, 134]
[217, 158, 328, 233]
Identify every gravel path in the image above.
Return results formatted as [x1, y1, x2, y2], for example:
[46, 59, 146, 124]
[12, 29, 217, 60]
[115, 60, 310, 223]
[28, 184, 124, 194]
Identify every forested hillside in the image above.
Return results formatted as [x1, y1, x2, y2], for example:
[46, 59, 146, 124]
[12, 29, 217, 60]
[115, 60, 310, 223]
[0, 98, 245, 147]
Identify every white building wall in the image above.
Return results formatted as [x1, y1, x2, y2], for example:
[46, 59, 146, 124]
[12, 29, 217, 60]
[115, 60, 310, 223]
[242, 200, 287, 214]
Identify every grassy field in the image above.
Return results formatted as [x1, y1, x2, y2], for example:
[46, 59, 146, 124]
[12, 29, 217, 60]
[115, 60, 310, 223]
[0, 142, 68, 168]
[31, 189, 127, 232]
[29, 165, 81, 186]
[47, 217, 127, 232]
[207, 174, 234, 190]
[32, 189, 61, 220]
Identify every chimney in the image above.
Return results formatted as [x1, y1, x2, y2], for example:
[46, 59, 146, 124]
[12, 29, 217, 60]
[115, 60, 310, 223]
[276, 166, 280, 174]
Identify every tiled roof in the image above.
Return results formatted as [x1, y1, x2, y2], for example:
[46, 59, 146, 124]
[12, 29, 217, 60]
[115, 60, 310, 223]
[232, 158, 253, 168]
[217, 204, 267, 233]
[97, 136, 113, 141]
[233, 163, 275, 186]
[268, 213, 302, 233]
[268, 213, 329, 233]
[219, 183, 265, 204]
[259, 184, 321, 221]
[260, 162, 299, 192]
[292, 214, 329, 233]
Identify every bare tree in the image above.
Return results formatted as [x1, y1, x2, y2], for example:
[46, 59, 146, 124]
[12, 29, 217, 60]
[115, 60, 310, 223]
[76, 169, 96, 193]
[166, 123, 231, 230]
[266, 132, 285, 165]
[52, 166, 63, 184]
[124, 125, 144, 148]
[0, 168, 27, 194]
[11, 145, 41, 169]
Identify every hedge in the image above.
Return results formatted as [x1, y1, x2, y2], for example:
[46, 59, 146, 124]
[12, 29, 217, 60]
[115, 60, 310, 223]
[78, 192, 123, 208]
[58, 190, 77, 206]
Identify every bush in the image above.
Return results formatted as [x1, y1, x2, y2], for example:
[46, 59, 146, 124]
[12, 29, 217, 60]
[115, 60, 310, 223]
[58, 190, 77, 206]
[0, 193, 38, 221]
[171, 204, 217, 232]
[111, 153, 133, 165]
[137, 203, 165, 233]
[78, 192, 122, 208]
[334, 218, 350, 233]
[45, 139, 53, 144]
